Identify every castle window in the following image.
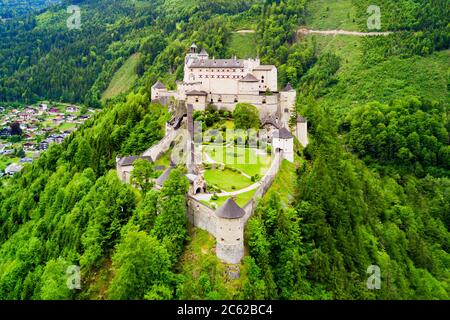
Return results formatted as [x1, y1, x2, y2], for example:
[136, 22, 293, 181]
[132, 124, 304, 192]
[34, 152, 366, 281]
[236, 238, 241, 241]
[261, 80, 264, 83]
[195, 98, 199, 102]
[210, 99, 214, 103]
[233, 69, 236, 72]
[221, 238, 224, 242]
[262, 99, 266, 104]
[234, 97, 238, 103]
[218, 97, 222, 102]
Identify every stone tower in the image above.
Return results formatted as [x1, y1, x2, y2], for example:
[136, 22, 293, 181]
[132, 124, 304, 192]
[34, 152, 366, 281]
[215, 198, 245, 264]
[279, 83, 297, 127]
[272, 127, 294, 162]
[296, 116, 309, 147]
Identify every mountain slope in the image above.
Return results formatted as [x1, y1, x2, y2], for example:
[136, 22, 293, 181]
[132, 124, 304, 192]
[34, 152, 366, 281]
[0, 0, 448, 300]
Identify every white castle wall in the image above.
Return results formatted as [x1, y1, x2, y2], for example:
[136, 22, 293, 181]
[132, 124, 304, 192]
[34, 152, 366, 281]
[142, 124, 178, 160]
[296, 121, 309, 147]
[187, 196, 217, 237]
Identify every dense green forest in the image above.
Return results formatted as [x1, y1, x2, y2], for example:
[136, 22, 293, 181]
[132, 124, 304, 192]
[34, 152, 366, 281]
[0, 0, 60, 18]
[0, 0, 449, 300]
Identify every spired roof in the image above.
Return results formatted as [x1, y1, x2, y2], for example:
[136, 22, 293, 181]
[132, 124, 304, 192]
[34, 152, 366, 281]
[118, 156, 152, 167]
[281, 83, 295, 92]
[152, 81, 166, 89]
[261, 114, 279, 129]
[189, 58, 244, 68]
[186, 90, 208, 96]
[190, 43, 198, 48]
[199, 48, 208, 55]
[239, 73, 259, 82]
[156, 167, 174, 187]
[273, 127, 293, 139]
[216, 198, 246, 219]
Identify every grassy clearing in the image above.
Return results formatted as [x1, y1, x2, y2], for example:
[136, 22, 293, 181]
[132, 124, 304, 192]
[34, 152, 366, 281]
[264, 159, 299, 206]
[204, 168, 253, 192]
[308, 34, 363, 74]
[305, 0, 359, 31]
[58, 122, 77, 131]
[102, 53, 141, 102]
[322, 50, 450, 117]
[203, 145, 271, 177]
[227, 33, 257, 59]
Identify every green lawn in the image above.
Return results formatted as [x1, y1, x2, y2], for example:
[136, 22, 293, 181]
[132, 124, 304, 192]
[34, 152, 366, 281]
[58, 122, 77, 131]
[227, 33, 257, 59]
[153, 148, 172, 170]
[102, 53, 141, 101]
[203, 146, 271, 177]
[211, 190, 256, 209]
[224, 120, 234, 130]
[204, 168, 253, 192]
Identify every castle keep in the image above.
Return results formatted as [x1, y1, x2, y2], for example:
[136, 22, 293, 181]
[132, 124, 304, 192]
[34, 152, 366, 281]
[151, 43, 298, 128]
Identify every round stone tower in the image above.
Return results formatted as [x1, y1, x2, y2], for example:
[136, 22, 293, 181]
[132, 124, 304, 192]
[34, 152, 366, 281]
[215, 198, 245, 264]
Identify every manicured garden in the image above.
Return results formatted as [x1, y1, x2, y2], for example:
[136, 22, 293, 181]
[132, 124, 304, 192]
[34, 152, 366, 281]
[204, 168, 253, 192]
[203, 145, 271, 177]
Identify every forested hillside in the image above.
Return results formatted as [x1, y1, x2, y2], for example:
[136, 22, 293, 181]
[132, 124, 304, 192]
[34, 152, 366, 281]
[0, 0, 60, 18]
[0, 0, 448, 300]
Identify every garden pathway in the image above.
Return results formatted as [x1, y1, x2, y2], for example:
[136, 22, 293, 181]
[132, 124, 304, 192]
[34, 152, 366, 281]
[193, 181, 262, 202]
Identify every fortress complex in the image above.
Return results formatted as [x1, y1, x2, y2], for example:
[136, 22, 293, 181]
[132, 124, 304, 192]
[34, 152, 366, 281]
[117, 45, 311, 265]
[151, 43, 297, 126]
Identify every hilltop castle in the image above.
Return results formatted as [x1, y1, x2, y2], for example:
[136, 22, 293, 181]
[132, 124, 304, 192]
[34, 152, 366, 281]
[117, 44, 309, 266]
[151, 43, 300, 130]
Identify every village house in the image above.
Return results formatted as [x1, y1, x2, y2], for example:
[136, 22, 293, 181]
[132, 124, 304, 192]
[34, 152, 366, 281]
[66, 105, 79, 113]
[4, 163, 23, 175]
